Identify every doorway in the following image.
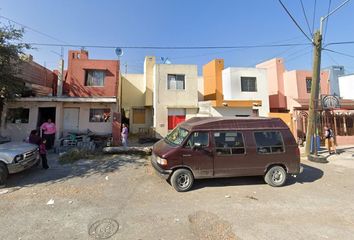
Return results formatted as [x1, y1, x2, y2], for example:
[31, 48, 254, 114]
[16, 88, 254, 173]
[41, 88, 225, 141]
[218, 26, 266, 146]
[37, 107, 56, 128]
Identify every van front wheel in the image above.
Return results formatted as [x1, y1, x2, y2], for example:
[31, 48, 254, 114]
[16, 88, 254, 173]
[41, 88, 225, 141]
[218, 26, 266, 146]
[265, 166, 287, 187]
[170, 169, 194, 192]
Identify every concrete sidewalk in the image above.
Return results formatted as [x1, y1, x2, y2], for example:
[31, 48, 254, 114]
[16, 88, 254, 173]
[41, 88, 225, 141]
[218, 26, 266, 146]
[300, 144, 354, 163]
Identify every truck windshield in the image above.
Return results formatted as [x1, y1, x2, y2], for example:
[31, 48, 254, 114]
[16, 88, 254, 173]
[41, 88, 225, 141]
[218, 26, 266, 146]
[165, 127, 189, 146]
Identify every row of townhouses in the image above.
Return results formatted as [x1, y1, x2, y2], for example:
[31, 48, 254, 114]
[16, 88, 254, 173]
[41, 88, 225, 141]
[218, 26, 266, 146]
[1, 50, 354, 145]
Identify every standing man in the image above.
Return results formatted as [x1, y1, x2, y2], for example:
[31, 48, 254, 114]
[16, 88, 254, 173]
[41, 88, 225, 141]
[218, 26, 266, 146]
[121, 123, 129, 147]
[40, 118, 56, 150]
[324, 126, 337, 154]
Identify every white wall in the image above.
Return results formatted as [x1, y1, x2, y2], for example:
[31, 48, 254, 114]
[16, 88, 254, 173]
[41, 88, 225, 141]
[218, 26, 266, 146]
[339, 74, 354, 100]
[222, 67, 269, 116]
[153, 64, 198, 137]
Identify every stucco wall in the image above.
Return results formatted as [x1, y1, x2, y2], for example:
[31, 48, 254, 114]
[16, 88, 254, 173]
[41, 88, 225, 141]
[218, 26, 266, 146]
[222, 67, 269, 117]
[66, 50, 119, 97]
[153, 64, 198, 137]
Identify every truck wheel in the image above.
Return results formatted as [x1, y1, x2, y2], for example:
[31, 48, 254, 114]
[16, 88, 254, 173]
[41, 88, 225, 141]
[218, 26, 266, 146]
[170, 169, 194, 192]
[0, 162, 8, 188]
[264, 165, 287, 187]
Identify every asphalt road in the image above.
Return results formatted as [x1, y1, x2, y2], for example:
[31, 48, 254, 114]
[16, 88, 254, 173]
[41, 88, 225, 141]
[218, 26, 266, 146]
[1, 152, 354, 240]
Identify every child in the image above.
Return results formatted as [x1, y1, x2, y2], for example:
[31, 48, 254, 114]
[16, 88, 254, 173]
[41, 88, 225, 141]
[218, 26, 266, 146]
[39, 139, 49, 169]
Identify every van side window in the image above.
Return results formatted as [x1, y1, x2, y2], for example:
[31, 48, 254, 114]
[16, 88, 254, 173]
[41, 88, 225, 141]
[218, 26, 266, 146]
[213, 132, 245, 155]
[186, 132, 209, 148]
[254, 131, 284, 154]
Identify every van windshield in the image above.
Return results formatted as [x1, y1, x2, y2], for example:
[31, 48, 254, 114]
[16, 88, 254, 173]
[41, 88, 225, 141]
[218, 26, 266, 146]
[165, 127, 189, 146]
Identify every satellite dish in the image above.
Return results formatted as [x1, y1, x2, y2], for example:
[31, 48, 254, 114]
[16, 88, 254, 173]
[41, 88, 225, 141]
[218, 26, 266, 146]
[115, 47, 123, 57]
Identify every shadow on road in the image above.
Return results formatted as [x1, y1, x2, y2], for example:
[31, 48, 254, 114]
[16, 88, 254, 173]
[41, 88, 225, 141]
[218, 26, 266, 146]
[191, 163, 323, 191]
[5, 153, 148, 189]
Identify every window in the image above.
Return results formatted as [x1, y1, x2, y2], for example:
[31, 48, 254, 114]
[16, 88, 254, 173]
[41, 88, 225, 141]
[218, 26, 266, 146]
[6, 108, 29, 123]
[306, 78, 312, 93]
[85, 70, 105, 86]
[254, 131, 284, 154]
[133, 108, 145, 124]
[165, 127, 189, 146]
[167, 74, 185, 90]
[214, 132, 245, 155]
[89, 108, 111, 122]
[186, 132, 209, 148]
[241, 77, 257, 92]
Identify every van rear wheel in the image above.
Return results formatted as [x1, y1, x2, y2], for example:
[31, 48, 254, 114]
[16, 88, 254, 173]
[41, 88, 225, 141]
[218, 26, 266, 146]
[265, 166, 287, 187]
[170, 169, 194, 192]
[0, 162, 8, 188]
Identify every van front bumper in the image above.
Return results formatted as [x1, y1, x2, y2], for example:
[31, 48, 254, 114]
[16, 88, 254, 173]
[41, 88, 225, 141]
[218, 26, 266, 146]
[151, 156, 172, 180]
[7, 153, 40, 174]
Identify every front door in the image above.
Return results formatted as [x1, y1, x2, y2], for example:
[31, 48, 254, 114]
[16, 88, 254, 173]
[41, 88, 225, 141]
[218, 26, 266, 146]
[212, 131, 248, 177]
[179, 131, 213, 178]
[63, 108, 79, 131]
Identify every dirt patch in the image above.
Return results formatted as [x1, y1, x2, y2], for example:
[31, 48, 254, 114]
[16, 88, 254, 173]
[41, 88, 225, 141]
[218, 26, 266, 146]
[59, 148, 101, 164]
[188, 211, 238, 240]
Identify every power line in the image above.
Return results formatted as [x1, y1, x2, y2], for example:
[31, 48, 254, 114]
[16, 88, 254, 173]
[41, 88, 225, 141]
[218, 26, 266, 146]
[323, 48, 354, 58]
[0, 15, 69, 44]
[278, 0, 313, 43]
[323, 0, 332, 44]
[324, 41, 354, 47]
[26, 42, 311, 50]
[299, 0, 313, 37]
[312, 0, 317, 34]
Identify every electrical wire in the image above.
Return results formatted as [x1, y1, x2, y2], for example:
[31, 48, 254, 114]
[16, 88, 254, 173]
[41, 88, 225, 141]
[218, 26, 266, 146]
[278, 0, 313, 43]
[323, 48, 354, 58]
[299, 0, 313, 37]
[323, 0, 332, 44]
[25, 42, 311, 50]
[0, 15, 69, 44]
[324, 41, 354, 47]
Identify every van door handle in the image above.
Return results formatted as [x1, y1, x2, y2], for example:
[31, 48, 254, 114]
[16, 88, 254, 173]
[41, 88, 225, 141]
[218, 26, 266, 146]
[182, 154, 192, 157]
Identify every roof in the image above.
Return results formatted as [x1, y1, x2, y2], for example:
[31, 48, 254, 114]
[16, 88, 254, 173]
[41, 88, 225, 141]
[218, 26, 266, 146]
[179, 117, 288, 131]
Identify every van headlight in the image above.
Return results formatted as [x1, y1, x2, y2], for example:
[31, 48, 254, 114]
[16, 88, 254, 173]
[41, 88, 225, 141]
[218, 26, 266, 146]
[157, 157, 168, 166]
[14, 154, 24, 163]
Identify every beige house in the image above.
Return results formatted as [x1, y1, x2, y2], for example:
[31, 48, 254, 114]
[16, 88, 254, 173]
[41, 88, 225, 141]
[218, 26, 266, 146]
[121, 56, 199, 138]
[2, 97, 117, 142]
[153, 63, 199, 137]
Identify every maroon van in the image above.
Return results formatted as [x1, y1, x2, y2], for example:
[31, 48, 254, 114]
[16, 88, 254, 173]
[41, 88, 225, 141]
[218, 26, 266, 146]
[151, 117, 302, 192]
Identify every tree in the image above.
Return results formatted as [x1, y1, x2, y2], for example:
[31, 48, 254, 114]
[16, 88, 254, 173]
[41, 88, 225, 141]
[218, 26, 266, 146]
[0, 23, 30, 135]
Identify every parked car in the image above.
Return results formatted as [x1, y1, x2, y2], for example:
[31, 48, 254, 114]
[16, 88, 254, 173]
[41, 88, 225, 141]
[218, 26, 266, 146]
[0, 142, 40, 187]
[151, 117, 302, 192]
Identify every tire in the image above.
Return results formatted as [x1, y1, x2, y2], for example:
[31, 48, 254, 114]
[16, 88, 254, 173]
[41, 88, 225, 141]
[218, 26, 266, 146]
[170, 169, 194, 192]
[0, 162, 8, 188]
[264, 165, 287, 187]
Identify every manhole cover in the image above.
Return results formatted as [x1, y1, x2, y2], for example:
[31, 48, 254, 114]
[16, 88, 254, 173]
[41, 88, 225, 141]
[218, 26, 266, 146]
[88, 218, 119, 239]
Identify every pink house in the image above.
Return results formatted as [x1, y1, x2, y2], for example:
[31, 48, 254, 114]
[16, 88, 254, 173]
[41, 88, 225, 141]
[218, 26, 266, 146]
[257, 58, 329, 141]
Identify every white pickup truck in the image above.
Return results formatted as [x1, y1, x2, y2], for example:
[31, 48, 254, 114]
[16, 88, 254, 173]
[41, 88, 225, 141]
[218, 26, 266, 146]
[0, 142, 40, 187]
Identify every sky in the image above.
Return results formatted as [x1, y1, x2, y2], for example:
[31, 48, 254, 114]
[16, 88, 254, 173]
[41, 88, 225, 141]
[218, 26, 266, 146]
[1, 0, 354, 74]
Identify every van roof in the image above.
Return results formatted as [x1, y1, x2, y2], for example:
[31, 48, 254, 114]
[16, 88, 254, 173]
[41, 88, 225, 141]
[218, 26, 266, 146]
[179, 117, 289, 131]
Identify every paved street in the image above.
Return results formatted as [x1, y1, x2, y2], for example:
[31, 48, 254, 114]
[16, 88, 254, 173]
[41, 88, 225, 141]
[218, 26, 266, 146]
[1, 147, 354, 240]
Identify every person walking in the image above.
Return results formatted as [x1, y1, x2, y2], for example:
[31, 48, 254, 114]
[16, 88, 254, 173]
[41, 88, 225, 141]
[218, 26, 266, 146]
[39, 139, 49, 169]
[324, 126, 337, 154]
[121, 123, 129, 147]
[40, 118, 56, 150]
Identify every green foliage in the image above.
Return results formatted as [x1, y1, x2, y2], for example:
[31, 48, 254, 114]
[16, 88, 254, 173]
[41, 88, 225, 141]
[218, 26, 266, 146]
[0, 23, 31, 103]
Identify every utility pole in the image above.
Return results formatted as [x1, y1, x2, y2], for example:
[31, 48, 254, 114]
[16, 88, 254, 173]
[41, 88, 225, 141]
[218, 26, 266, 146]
[305, 31, 322, 155]
[305, 0, 351, 156]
